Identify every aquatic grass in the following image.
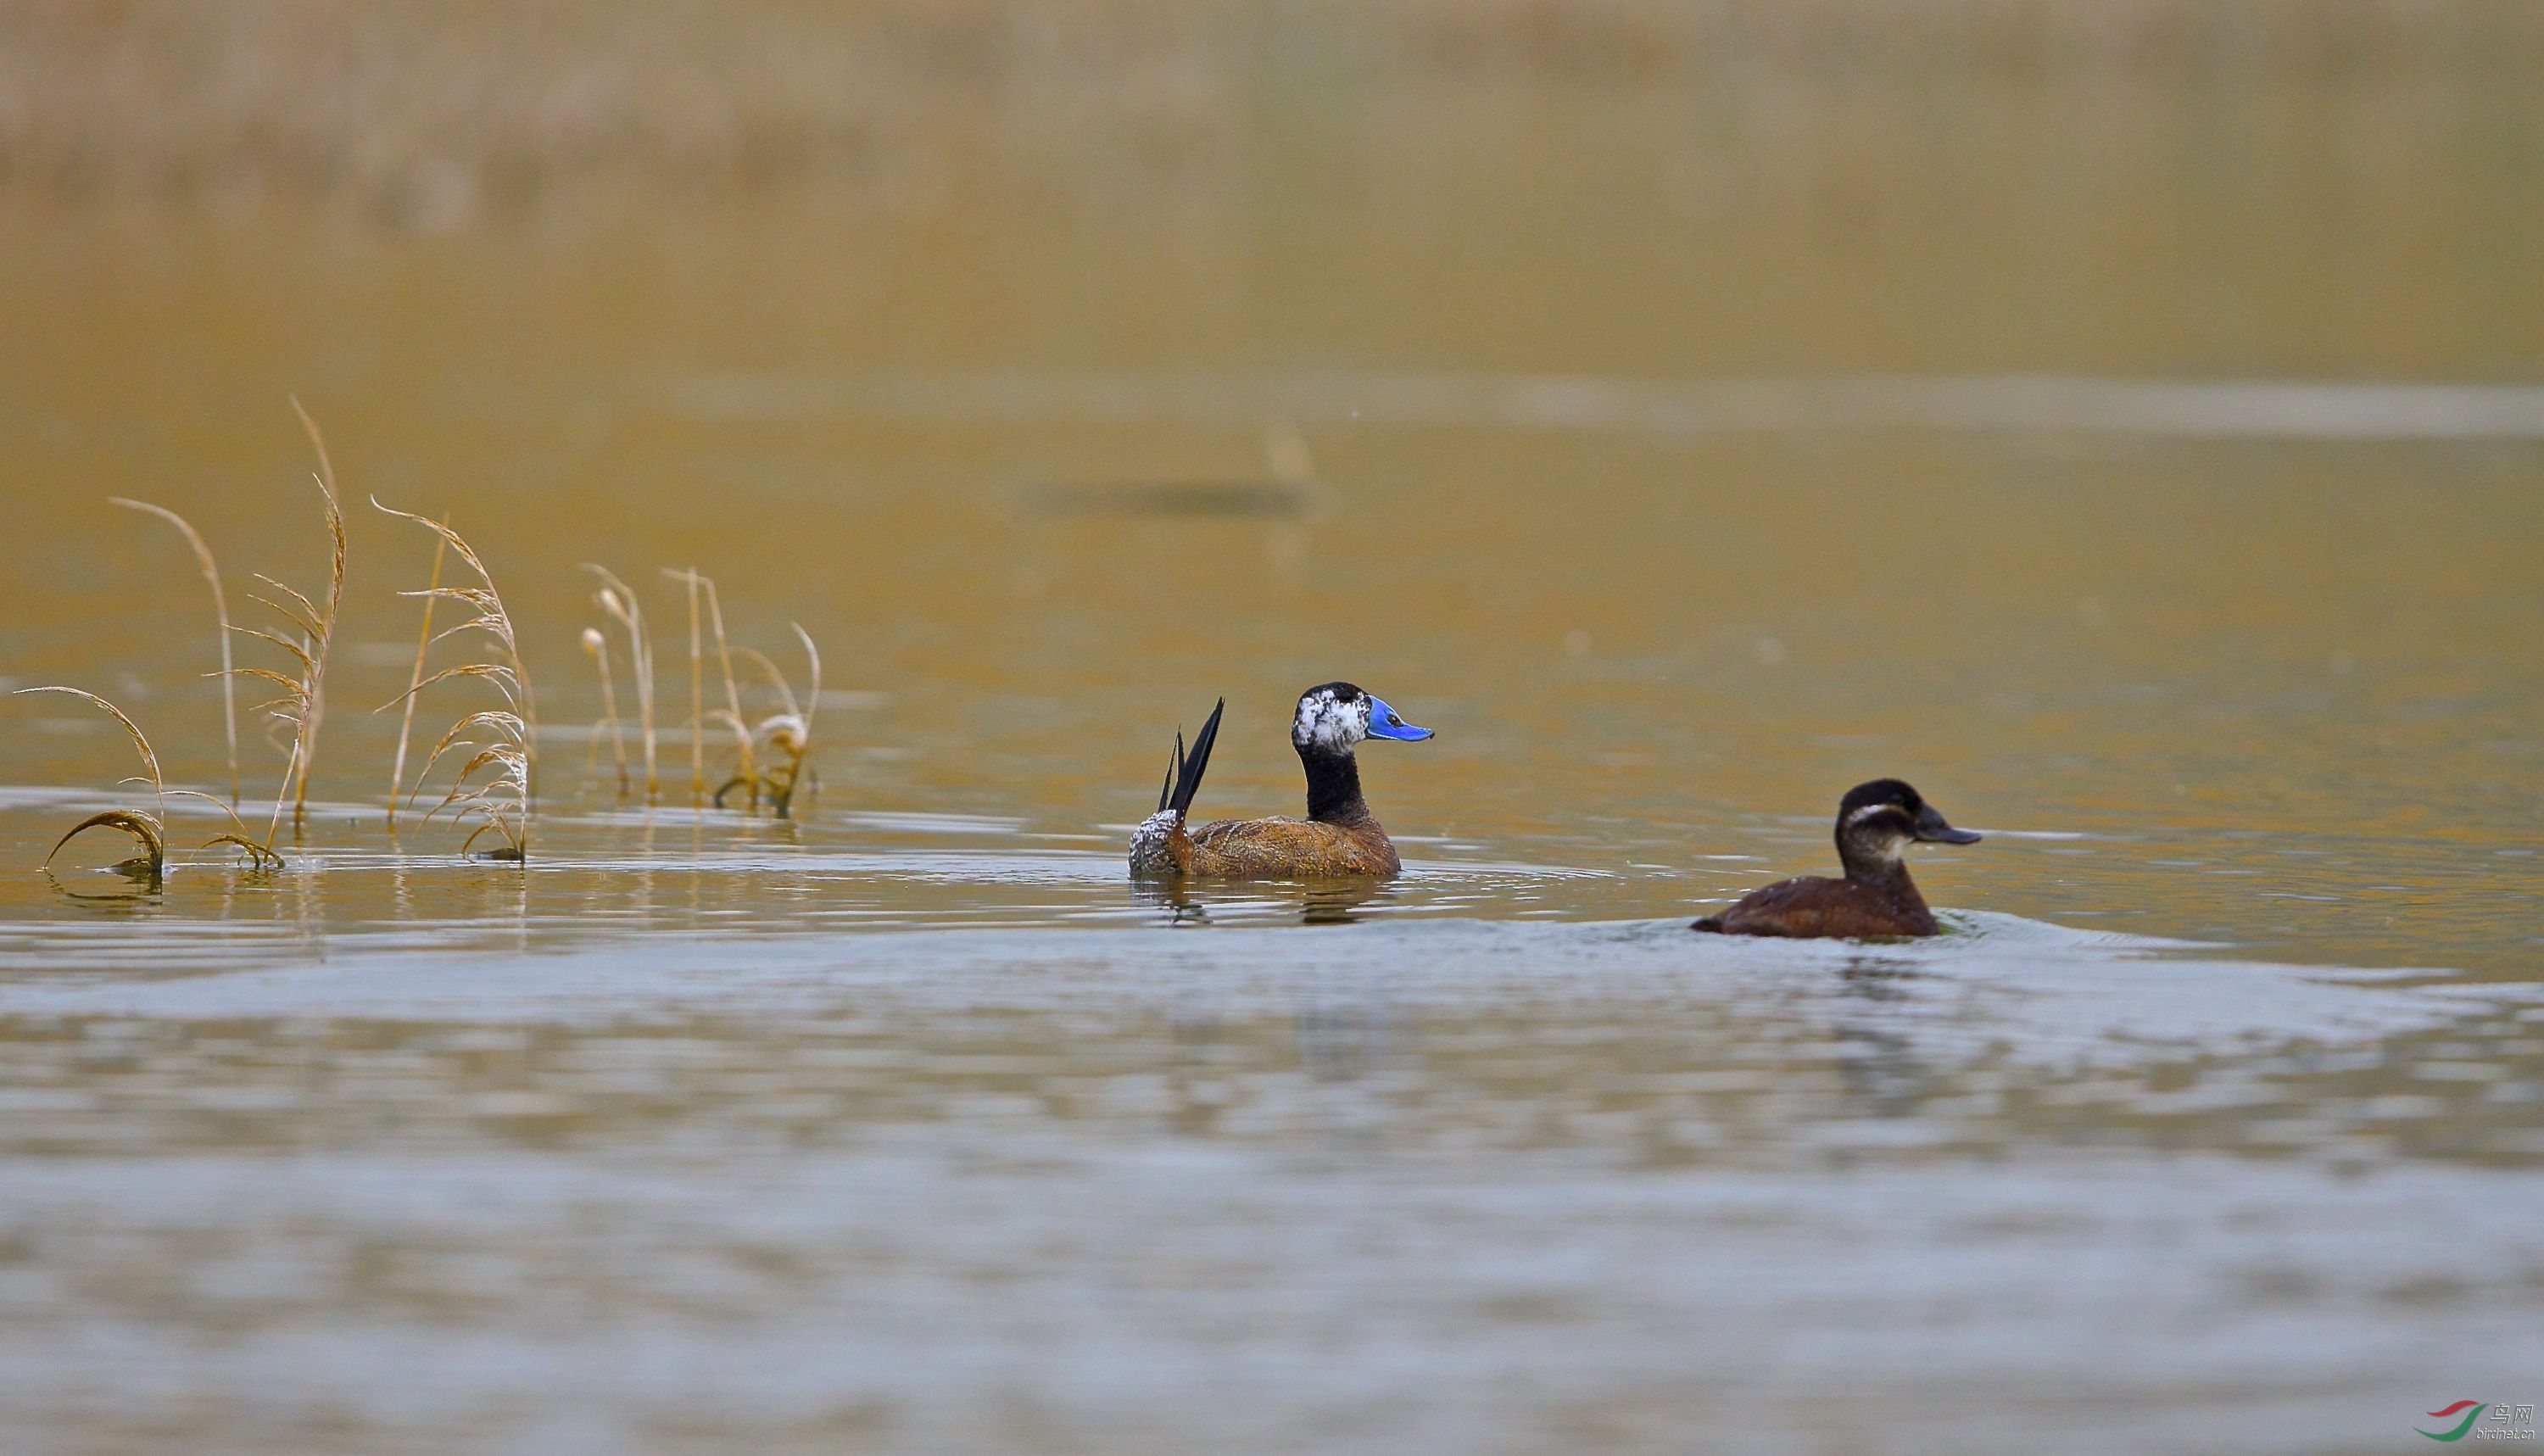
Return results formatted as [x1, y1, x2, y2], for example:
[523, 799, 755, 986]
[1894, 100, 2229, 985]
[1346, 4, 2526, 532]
[14, 685, 167, 879]
[109, 498, 237, 805]
[584, 566, 658, 801]
[47, 809, 165, 880]
[194, 831, 283, 869]
[11, 688, 165, 823]
[762, 624, 821, 818]
[701, 572, 751, 806]
[28, 427, 835, 857]
[5, 685, 273, 873]
[666, 567, 755, 810]
[724, 623, 822, 817]
[376, 503, 534, 860]
[703, 706, 756, 808]
[669, 566, 705, 802]
[169, 789, 285, 871]
[137, 779, 287, 872]
[385, 516, 448, 828]
[717, 646, 787, 810]
[413, 703, 533, 859]
[581, 627, 628, 791]
[231, 400, 346, 828]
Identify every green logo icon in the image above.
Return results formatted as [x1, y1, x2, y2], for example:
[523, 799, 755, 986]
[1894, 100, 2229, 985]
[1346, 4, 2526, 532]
[2418, 1402, 2487, 1442]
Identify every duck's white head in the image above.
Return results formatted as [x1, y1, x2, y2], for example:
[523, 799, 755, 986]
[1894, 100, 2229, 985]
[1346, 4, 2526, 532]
[1291, 681, 1431, 755]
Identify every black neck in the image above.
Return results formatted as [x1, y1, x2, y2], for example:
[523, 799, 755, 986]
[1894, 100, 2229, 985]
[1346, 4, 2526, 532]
[1299, 743, 1371, 825]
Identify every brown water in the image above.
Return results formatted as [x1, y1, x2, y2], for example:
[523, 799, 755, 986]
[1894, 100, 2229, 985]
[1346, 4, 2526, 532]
[3, 21, 2544, 1453]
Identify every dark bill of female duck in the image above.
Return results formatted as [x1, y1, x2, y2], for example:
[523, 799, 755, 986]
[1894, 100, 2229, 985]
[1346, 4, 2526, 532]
[1129, 682, 1434, 879]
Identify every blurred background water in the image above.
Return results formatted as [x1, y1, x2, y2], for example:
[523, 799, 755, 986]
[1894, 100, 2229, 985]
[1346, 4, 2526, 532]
[1, 3, 2540, 1452]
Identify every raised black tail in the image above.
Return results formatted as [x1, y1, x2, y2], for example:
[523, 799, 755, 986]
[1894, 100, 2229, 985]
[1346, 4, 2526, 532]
[1155, 698, 1225, 819]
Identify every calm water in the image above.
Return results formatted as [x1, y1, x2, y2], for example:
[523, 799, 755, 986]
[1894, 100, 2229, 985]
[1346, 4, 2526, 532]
[3, 20, 2543, 1451]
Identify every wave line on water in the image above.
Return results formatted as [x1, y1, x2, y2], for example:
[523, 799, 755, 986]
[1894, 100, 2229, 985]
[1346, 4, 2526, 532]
[674, 371, 2544, 441]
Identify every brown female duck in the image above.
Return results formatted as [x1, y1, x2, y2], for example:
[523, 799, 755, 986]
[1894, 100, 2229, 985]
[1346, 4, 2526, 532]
[1693, 778, 1982, 939]
[1128, 683, 1433, 879]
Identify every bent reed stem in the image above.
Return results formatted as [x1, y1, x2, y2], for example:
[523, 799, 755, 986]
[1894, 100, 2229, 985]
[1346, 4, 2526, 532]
[109, 498, 237, 806]
[387, 519, 448, 828]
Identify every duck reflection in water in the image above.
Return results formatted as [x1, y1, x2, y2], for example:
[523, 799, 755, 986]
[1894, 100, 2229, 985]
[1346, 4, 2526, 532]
[1130, 875, 1393, 927]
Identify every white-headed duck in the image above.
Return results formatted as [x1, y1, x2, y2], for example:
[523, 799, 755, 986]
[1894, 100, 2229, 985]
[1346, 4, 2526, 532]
[1129, 683, 1433, 878]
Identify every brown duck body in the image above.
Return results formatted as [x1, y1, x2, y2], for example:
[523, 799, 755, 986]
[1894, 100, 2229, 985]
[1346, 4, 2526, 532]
[1158, 811, 1400, 878]
[1692, 868, 1938, 938]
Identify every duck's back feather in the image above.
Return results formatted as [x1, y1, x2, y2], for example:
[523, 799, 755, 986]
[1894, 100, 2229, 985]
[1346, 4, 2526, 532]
[1692, 874, 1939, 939]
[1186, 815, 1400, 878]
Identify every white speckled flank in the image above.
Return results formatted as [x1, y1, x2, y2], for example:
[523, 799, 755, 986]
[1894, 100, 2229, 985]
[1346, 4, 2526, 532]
[1127, 809, 1182, 873]
[1291, 687, 1370, 753]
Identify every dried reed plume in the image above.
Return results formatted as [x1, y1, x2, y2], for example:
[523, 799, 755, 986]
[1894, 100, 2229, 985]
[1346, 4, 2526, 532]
[12, 686, 281, 879]
[385, 516, 448, 828]
[585, 566, 658, 801]
[377, 503, 535, 860]
[15, 685, 164, 879]
[725, 623, 823, 818]
[109, 498, 237, 805]
[581, 627, 628, 791]
[232, 400, 346, 829]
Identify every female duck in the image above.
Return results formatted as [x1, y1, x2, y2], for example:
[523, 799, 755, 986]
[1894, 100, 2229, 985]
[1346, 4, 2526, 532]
[1130, 683, 1433, 878]
[1693, 778, 1981, 939]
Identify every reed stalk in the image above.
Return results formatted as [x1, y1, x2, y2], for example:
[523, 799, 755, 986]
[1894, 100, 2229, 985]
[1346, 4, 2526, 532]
[232, 401, 346, 829]
[287, 399, 343, 818]
[584, 566, 657, 801]
[582, 627, 628, 791]
[164, 788, 283, 869]
[703, 573, 750, 806]
[666, 567, 754, 809]
[731, 622, 823, 817]
[109, 498, 237, 805]
[14, 685, 168, 879]
[375, 502, 534, 859]
[676, 567, 703, 802]
[385, 519, 448, 828]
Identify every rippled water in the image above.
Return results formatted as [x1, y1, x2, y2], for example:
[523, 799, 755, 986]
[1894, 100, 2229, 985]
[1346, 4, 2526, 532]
[3, 867, 2541, 1453]
[4, 14, 2544, 1451]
